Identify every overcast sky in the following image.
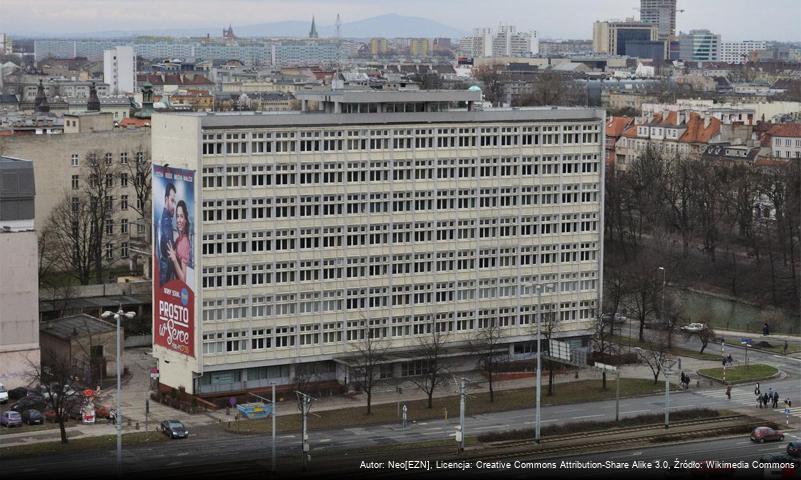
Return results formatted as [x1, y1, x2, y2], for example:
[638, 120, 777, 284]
[1, 0, 799, 41]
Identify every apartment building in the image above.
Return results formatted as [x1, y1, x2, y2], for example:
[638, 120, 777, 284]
[720, 41, 768, 64]
[150, 97, 605, 396]
[104, 46, 136, 95]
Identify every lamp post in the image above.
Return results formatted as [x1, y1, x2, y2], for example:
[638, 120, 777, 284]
[101, 305, 136, 477]
[658, 266, 666, 327]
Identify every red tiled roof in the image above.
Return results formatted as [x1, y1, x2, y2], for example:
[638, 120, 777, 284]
[119, 118, 150, 128]
[766, 123, 801, 138]
[606, 116, 634, 137]
[678, 112, 720, 143]
[621, 124, 638, 138]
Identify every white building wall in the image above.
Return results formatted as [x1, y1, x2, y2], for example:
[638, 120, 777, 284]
[104, 46, 136, 95]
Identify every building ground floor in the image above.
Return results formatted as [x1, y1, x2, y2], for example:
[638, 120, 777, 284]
[183, 332, 592, 400]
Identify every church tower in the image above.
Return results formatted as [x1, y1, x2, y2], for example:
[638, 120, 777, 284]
[309, 17, 319, 39]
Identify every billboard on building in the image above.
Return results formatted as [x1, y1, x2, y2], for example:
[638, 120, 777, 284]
[152, 165, 196, 357]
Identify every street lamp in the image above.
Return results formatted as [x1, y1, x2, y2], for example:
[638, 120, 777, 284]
[101, 305, 136, 477]
[658, 267, 666, 327]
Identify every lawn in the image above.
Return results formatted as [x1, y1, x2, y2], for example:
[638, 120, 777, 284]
[0, 422, 60, 436]
[0, 431, 166, 459]
[225, 378, 675, 435]
[697, 364, 778, 383]
[611, 335, 721, 361]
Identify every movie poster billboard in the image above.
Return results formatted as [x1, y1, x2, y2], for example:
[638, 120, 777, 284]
[153, 165, 195, 357]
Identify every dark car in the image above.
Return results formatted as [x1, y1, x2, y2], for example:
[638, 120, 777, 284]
[751, 426, 785, 443]
[160, 420, 189, 439]
[22, 409, 44, 425]
[8, 387, 30, 401]
[10, 395, 47, 413]
[1, 411, 23, 428]
[759, 452, 800, 466]
[788, 441, 801, 458]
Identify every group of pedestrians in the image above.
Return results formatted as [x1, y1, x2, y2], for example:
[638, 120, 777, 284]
[754, 383, 782, 409]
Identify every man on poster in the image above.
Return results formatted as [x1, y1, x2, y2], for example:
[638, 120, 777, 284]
[158, 183, 177, 287]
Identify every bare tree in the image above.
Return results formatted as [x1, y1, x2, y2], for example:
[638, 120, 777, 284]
[468, 320, 504, 402]
[682, 325, 718, 354]
[42, 194, 95, 285]
[409, 318, 450, 409]
[352, 325, 388, 415]
[84, 151, 118, 283]
[604, 269, 627, 338]
[637, 331, 670, 384]
[28, 348, 83, 444]
[592, 314, 621, 390]
[625, 260, 661, 341]
[540, 307, 560, 396]
[473, 65, 506, 107]
[518, 71, 583, 107]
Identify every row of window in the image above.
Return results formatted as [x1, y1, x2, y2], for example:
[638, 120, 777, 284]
[202, 188, 601, 223]
[70, 151, 147, 167]
[201, 301, 597, 354]
[201, 155, 601, 188]
[71, 195, 139, 212]
[200, 269, 598, 313]
[201, 126, 602, 156]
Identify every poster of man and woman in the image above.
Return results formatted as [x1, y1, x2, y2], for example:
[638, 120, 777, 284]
[152, 164, 196, 357]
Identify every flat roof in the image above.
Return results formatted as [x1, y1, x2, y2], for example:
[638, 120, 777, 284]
[295, 89, 482, 103]
[40, 314, 116, 340]
[158, 108, 605, 129]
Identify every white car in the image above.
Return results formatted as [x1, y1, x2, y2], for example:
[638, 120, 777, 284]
[681, 323, 706, 333]
[0, 383, 8, 404]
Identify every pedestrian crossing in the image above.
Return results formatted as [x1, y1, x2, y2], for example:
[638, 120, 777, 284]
[693, 388, 801, 418]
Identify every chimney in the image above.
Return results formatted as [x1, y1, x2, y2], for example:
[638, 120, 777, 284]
[703, 114, 710, 129]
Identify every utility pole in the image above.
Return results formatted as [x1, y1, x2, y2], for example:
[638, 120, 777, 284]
[101, 305, 136, 478]
[616, 369, 621, 422]
[296, 391, 315, 471]
[272, 383, 276, 472]
[535, 284, 543, 443]
[458, 378, 466, 453]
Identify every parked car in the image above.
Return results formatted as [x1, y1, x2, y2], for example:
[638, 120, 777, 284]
[0, 383, 8, 404]
[39, 384, 77, 401]
[787, 441, 801, 458]
[10, 395, 47, 413]
[680, 323, 706, 333]
[751, 426, 785, 443]
[21, 409, 43, 425]
[160, 420, 189, 439]
[1, 411, 23, 428]
[8, 386, 30, 401]
[601, 313, 627, 324]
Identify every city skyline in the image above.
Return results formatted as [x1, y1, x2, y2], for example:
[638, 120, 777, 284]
[1, 0, 799, 42]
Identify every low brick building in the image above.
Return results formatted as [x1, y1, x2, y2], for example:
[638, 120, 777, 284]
[40, 314, 123, 385]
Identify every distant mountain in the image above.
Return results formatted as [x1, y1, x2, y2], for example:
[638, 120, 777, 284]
[13, 14, 465, 40]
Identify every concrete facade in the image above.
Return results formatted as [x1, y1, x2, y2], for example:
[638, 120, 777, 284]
[104, 46, 136, 95]
[0, 157, 40, 389]
[151, 107, 605, 395]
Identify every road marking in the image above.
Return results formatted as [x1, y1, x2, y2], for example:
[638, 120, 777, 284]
[319, 439, 331, 443]
[630, 452, 642, 456]
[280, 435, 296, 439]
[571, 414, 605, 420]
[622, 410, 650, 415]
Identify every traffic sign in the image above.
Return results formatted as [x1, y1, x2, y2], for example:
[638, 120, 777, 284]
[593, 362, 618, 372]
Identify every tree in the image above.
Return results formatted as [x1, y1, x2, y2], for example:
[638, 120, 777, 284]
[604, 269, 627, 338]
[636, 331, 669, 384]
[27, 348, 83, 444]
[409, 318, 450, 409]
[518, 71, 583, 107]
[469, 320, 504, 402]
[124, 148, 152, 277]
[592, 317, 616, 390]
[84, 151, 118, 283]
[42, 194, 95, 285]
[540, 307, 560, 396]
[682, 326, 718, 354]
[625, 259, 661, 341]
[352, 326, 388, 415]
[473, 65, 506, 107]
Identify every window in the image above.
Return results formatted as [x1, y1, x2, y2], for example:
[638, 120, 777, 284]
[120, 152, 128, 164]
[106, 220, 114, 235]
[121, 219, 129, 234]
[71, 153, 80, 167]
[120, 173, 128, 187]
[104, 153, 113, 165]
[105, 242, 114, 260]
[121, 242, 129, 258]
[121, 195, 128, 210]
[72, 175, 79, 190]
[136, 151, 145, 163]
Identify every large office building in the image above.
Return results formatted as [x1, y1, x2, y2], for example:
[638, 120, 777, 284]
[0, 157, 40, 389]
[677, 30, 721, 62]
[639, 0, 677, 41]
[719, 40, 768, 64]
[150, 92, 605, 396]
[593, 20, 661, 57]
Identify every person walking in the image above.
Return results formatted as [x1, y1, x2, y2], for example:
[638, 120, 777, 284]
[763, 392, 770, 409]
[773, 391, 780, 409]
[784, 340, 789, 356]
[763, 323, 770, 336]
[726, 385, 732, 400]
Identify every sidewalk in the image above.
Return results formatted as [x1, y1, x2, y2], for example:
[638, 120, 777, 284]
[715, 328, 801, 343]
[1, 346, 724, 449]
